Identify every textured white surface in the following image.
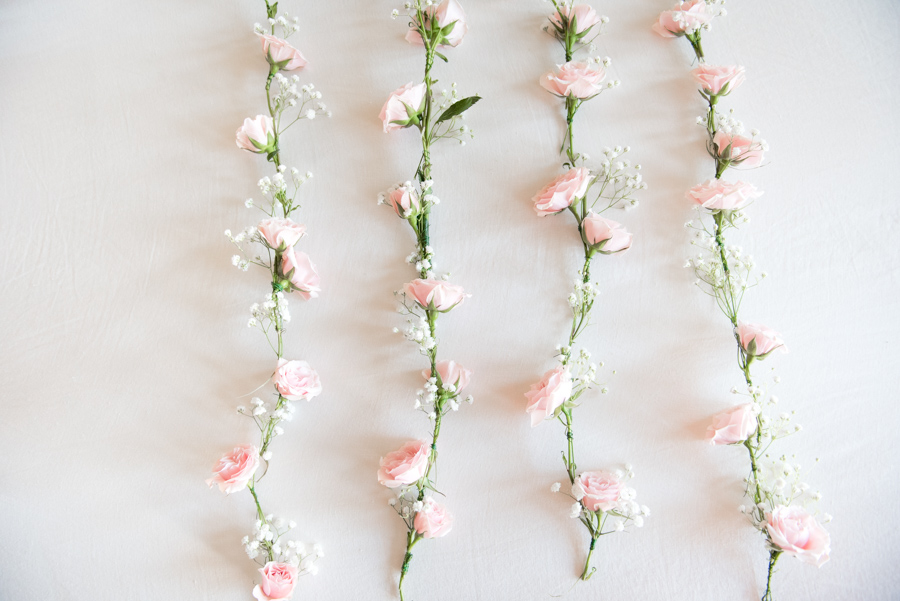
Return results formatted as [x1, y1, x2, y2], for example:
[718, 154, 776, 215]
[1, 0, 899, 600]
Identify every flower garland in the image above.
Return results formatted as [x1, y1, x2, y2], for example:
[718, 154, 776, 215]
[375, 1, 479, 599]
[206, 2, 330, 599]
[653, 2, 832, 599]
[526, 0, 649, 582]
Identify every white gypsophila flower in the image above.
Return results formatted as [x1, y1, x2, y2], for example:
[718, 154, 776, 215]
[550, 482, 561, 493]
[570, 502, 583, 518]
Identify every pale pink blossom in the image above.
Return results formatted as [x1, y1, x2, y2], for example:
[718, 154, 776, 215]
[405, 0, 468, 48]
[413, 497, 454, 538]
[766, 506, 831, 567]
[583, 212, 632, 254]
[422, 360, 472, 392]
[281, 247, 321, 300]
[378, 440, 430, 488]
[379, 82, 427, 133]
[540, 61, 606, 99]
[686, 179, 762, 211]
[652, 0, 713, 38]
[258, 218, 306, 250]
[259, 34, 307, 71]
[573, 470, 624, 512]
[691, 64, 746, 96]
[252, 562, 298, 601]
[236, 115, 276, 153]
[706, 403, 759, 445]
[273, 359, 322, 402]
[532, 167, 592, 216]
[525, 365, 573, 427]
[403, 279, 468, 312]
[207, 444, 259, 494]
[712, 131, 765, 168]
[737, 322, 788, 358]
[387, 184, 421, 218]
[551, 4, 602, 35]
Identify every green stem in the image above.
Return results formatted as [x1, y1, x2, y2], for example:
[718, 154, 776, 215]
[399, 531, 420, 601]
[762, 551, 781, 601]
[563, 409, 576, 484]
[687, 32, 705, 63]
[564, 96, 578, 164]
[580, 536, 598, 580]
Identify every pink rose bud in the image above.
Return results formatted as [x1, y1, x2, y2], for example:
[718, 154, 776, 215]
[532, 167, 593, 216]
[422, 360, 473, 392]
[252, 561, 299, 601]
[258, 218, 306, 251]
[403, 278, 468, 312]
[414, 497, 454, 539]
[583, 212, 632, 254]
[273, 358, 322, 402]
[712, 131, 765, 168]
[765, 506, 831, 567]
[379, 82, 428, 133]
[259, 34, 307, 72]
[691, 64, 746, 97]
[236, 115, 276, 153]
[551, 4, 602, 37]
[737, 322, 788, 359]
[686, 179, 762, 212]
[281, 247, 321, 300]
[387, 183, 421, 218]
[652, 0, 713, 38]
[377, 440, 430, 488]
[706, 403, 759, 445]
[206, 444, 260, 494]
[573, 470, 624, 512]
[525, 365, 573, 427]
[540, 61, 606, 99]
[405, 0, 468, 48]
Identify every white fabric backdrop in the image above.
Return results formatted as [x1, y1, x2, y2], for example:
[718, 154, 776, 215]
[1, 0, 898, 599]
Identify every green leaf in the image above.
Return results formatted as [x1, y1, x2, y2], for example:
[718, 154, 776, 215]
[435, 51, 448, 62]
[436, 95, 481, 124]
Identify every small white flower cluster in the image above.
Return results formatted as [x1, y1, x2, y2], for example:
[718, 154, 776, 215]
[225, 226, 262, 271]
[242, 516, 323, 574]
[740, 456, 829, 532]
[414, 375, 474, 420]
[684, 217, 766, 305]
[247, 291, 291, 332]
[434, 83, 477, 146]
[590, 146, 646, 211]
[253, 12, 301, 39]
[391, 1, 436, 21]
[567, 274, 597, 313]
[704, 0, 728, 18]
[254, 165, 313, 217]
[388, 485, 425, 529]
[273, 74, 332, 120]
[559, 346, 605, 405]
[394, 311, 436, 355]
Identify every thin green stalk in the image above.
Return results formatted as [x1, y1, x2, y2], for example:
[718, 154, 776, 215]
[580, 536, 598, 580]
[762, 551, 781, 601]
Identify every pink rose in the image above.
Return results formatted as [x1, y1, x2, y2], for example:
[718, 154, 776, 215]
[686, 179, 762, 211]
[258, 218, 306, 251]
[525, 365, 573, 427]
[403, 279, 468, 312]
[551, 4, 602, 36]
[532, 167, 592, 216]
[259, 34, 307, 71]
[236, 115, 276, 153]
[652, 0, 713, 38]
[540, 61, 606, 99]
[691, 64, 746, 96]
[766, 506, 831, 567]
[414, 497, 454, 539]
[378, 440, 430, 488]
[206, 444, 259, 494]
[573, 470, 624, 512]
[252, 562, 298, 601]
[405, 0, 468, 48]
[379, 82, 427, 133]
[387, 183, 421, 218]
[281, 247, 321, 300]
[737, 322, 788, 358]
[712, 131, 765, 168]
[422, 360, 472, 392]
[706, 403, 759, 445]
[273, 359, 322, 402]
[583, 212, 632, 254]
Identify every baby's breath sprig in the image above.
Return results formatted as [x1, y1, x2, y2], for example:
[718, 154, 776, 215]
[376, 2, 478, 600]
[207, 2, 329, 598]
[527, 0, 647, 583]
[654, 2, 831, 599]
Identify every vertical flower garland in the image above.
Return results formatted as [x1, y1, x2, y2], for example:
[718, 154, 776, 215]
[207, 2, 331, 599]
[525, 1, 649, 582]
[375, 1, 479, 600]
[653, 2, 832, 600]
